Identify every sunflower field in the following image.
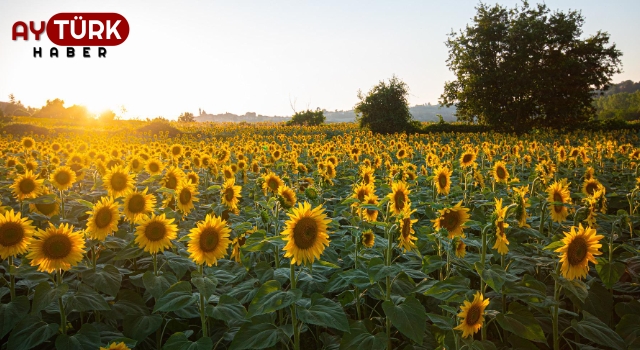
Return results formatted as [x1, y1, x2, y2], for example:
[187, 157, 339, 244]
[1, 123, 640, 350]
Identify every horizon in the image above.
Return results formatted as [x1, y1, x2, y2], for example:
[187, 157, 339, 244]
[1, 0, 639, 120]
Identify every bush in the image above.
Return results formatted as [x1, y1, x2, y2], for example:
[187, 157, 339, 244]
[354, 76, 415, 134]
[287, 109, 325, 126]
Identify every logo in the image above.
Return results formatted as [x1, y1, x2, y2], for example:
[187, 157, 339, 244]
[12, 13, 130, 58]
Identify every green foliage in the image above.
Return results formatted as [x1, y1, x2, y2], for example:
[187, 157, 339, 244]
[287, 108, 325, 126]
[593, 90, 640, 121]
[98, 109, 117, 122]
[354, 75, 415, 134]
[441, 1, 622, 131]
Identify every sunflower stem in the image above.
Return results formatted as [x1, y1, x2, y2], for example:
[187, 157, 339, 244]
[385, 220, 394, 350]
[199, 264, 208, 338]
[552, 263, 561, 350]
[57, 269, 67, 335]
[60, 190, 66, 220]
[290, 263, 300, 350]
[8, 256, 15, 301]
[91, 245, 97, 271]
[153, 253, 158, 276]
[479, 224, 491, 341]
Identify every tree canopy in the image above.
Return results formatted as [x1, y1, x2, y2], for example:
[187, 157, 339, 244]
[178, 112, 196, 123]
[354, 75, 414, 134]
[286, 108, 325, 126]
[441, 1, 622, 131]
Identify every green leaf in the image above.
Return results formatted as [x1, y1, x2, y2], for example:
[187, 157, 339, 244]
[7, 315, 58, 350]
[83, 264, 122, 297]
[55, 324, 101, 350]
[596, 259, 625, 289]
[210, 295, 248, 323]
[616, 314, 640, 340]
[427, 313, 454, 331]
[228, 323, 281, 350]
[367, 258, 403, 285]
[143, 271, 171, 299]
[0, 296, 30, 338]
[422, 255, 445, 274]
[296, 294, 350, 333]
[495, 303, 546, 343]
[339, 320, 387, 350]
[163, 333, 213, 350]
[325, 269, 370, 293]
[482, 265, 507, 292]
[31, 281, 68, 315]
[75, 199, 94, 209]
[22, 194, 57, 204]
[123, 314, 163, 342]
[247, 280, 302, 318]
[572, 311, 625, 350]
[191, 276, 217, 301]
[543, 240, 564, 251]
[424, 276, 470, 303]
[64, 286, 111, 312]
[153, 281, 197, 313]
[382, 296, 426, 344]
[555, 275, 588, 303]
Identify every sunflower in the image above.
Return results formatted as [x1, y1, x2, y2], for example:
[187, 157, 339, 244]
[85, 197, 120, 240]
[362, 230, 375, 248]
[493, 161, 509, 183]
[388, 181, 411, 216]
[145, 158, 164, 175]
[29, 191, 61, 217]
[27, 223, 86, 273]
[582, 179, 602, 197]
[231, 228, 253, 263]
[492, 198, 510, 255]
[129, 157, 145, 173]
[547, 180, 571, 223]
[282, 202, 332, 265]
[361, 166, 375, 185]
[123, 188, 156, 222]
[21, 136, 36, 149]
[175, 179, 199, 215]
[187, 214, 231, 266]
[360, 194, 379, 222]
[455, 239, 466, 258]
[134, 214, 178, 254]
[222, 165, 235, 181]
[513, 186, 530, 228]
[432, 201, 470, 238]
[434, 166, 452, 195]
[161, 166, 184, 190]
[262, 172, 284, 194]
[186, 172, 200, 186]
[100, 342, 131, 350]
[352, 182, 375, 207]
[398, 208, 418, 252]
[0, 210, 35, 259]
[460, 151, 476, 168]
[555, 224, 604, 280]
[278, 185, 297, 209]
[169, 144, 183, 158]
[103, 165, 135, 198]
[454, 291, 490, 338]
[11, 170, 43, 201]
[221, 179, 242, 210]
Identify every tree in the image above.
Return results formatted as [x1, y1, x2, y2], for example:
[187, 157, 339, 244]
[32, 98, 67, 118]
[354, 75, 414, 133]
[178, 112, 195, 123]
[286, 108, 325, 126]
[441, 1, 622, 131]
[99, 110, 117, 122]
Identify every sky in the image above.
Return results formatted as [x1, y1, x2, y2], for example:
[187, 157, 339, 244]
[0, 0, 639, 120]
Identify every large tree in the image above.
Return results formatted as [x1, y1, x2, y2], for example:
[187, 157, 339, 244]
[441, 1, 622, 131]
[355, 75, 414, 134]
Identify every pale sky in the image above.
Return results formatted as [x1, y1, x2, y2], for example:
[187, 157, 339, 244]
[1, 1, 639, 119]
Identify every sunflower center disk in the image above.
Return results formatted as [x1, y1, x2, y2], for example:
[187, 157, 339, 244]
[128, 195, 146, 213]
[293, 217, 319, 250]
[111, 173, 128, 191]
[225, 188, 235, 202]
[179, 189, 192, 205]
[394, 192, 405, 211]
[465, 305, 481, 326]
[55, 171, 71, 185]
[586, 183, 597, 195]
[553, 192, 564, 213]
[199, 228, 220, 252]
[145, 222, 167, 242]
[443, 212, 459, 231]
[463, 154, 472, 163]
[95, 208, 113, 229]
[402, 218, 412, 238]
[567, 237, 588, 265]
[149, 163, 160, 173]
[0, 222, 25, 247]
[496, 167, 506, 179]
[438, 174, 448, 189]
[268, 179, 279, 191]
[19, 179, 36, 194]
[43, 234, 72, 259]
[165, 176, 177, 190]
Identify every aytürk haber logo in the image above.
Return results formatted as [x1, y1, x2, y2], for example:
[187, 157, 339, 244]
[12, 13, 129, 58]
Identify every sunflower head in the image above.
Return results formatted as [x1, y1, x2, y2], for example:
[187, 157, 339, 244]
[188, 214, 232, 266]
[432, 201, 470, 238]
[388, 181, 411, 216]
[27, 223, 86, 273]
[134, 214, 178, 254]
[352, 182, 375, 207]
[555, 224, 604, 280]
[397, 207, 418, 253]
[493, 161, 509, 183]
[434, 166, 452, 195]
[362, 230, 375, 248]
[146, 158, 164, 175]
[123, 187, 156, 222]
[100, 342, 131, 350]
[11, 170, 44, 201]
[454, 291, 490, 338]
[176, 179, 199, 215]
[282, 202, 332, 266]
[103, 165, 135, 198]
[582, 179, 602, 197]
[262, 172, 284, 194]
[21, 136, 36, 150]
[460, 151, 476, 168]
[360, 194, 380, 222]
[0, 210, 35, 259]
[278, 185, 297, 209]
[547, 180, 571, 223]
[86, 197, 120, 240]
[162, 166, 184, 191]
[454, 239, 466, 258]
